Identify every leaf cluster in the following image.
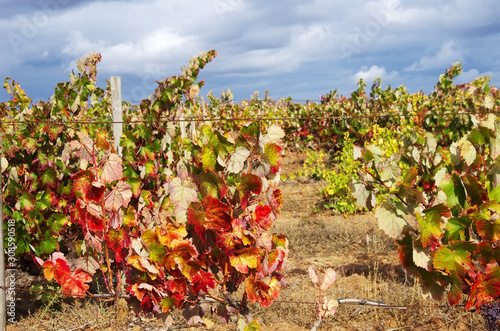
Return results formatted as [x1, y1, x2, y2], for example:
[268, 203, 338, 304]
[0, 51, 287, 329]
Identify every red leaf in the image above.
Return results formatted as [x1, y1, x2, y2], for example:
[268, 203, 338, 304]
[396, 232, 415, 269]
[71, 170, 95, 200]
[140, 295, 154, 313]
[166, 278, 188, 295]
[105, 228, 131, 263]
[467, 262, 500, 310]
[265, 247, 287, 274]
[237, 174, 262, 209]
[188, 196, 232, 241]
[254, 204, 273, 230]
[268, 189, 283, 213]
[218, 217, 255, 250]
[191, 271, 216, 295]
[87, 182, 106, 202]
[71, 199, 105, 232]
[60, 269, 92, 297]
[44, 124, 64, 142]
[202, 196, 231, 232]
[476, 215, 500, 241]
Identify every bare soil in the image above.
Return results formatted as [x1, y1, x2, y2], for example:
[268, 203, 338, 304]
[8, 151, 487, 330]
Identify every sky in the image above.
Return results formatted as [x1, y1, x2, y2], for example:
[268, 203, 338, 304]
[0, 0, 499, 104]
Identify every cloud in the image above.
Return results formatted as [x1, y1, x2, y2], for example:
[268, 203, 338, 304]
[405, 41, 463, 72]
[0, 0, 499, 103]
[61, 29, 197, 75]
[454, 68, 494, 85]
[353, 65, 399, 84]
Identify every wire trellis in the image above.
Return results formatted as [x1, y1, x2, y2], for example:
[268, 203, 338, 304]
[0, 109, 498, 127]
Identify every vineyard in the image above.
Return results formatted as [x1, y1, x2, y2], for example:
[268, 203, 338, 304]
[1, 50, 500, 330]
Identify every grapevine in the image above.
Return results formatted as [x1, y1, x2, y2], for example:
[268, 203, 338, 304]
[1, 51, 288, 329]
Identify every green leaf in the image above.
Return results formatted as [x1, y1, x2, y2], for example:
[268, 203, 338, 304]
[19, 192, 35, 211]
[462, 174, 487, 206]
[441, 174, 467, 209]
[244, 320, 261, 331]
[468, 129, 485, 145]
[476, 216, 500, 241]
[433, 246, 472, 276]
[447, 272, 462, 305]
[419, 204, 450, 247]
[264, 143, 282, 174]
[199, 170, 227, 199]
[144, 160, 156, 177]
[201, 146, 217, 171]
[351, 179, 375, 209]
[415, 268, 445, 301]
[50, 214, 69, 233]
[375, 202, 406, 238]
[37, 237, 58, 255]
[396, 184, 426, 205]
[126, 177, 142, 198]
[240, 121, 260, 142]
[160, 297, 177, 313]
[403, 167, 418, 185]
[23, 137, 38, 153]
[39, 168, 58, 189]
[37, 190, 57, 210]
[380, 162, 400, 184]
[479, 241, 500, 265]
[149, 243, 167, 265]
[445, 216, 472, 242]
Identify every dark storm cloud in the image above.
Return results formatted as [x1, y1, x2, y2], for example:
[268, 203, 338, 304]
[0, 0, 499, 103]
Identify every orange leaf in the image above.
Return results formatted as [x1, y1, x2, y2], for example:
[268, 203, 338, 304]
[42, 252, 71, 283]
[230, 247, 260, 273]
[60, 269, 92, 297]
[245, 275, 281, 307]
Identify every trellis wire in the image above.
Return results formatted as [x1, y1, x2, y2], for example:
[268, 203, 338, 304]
[0, 109, 498, 127]
[0, 285, 468, 311]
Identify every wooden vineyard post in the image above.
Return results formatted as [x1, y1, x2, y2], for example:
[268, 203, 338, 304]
[110, 76, 123, 298]
[110, 76, 123, 157]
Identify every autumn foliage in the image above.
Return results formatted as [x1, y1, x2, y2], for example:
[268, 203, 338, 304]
[1, 51, 287, 327]
[353, 65, 500, 310]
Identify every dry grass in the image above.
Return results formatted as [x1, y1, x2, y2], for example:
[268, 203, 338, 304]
[7, 152, 488, 330]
